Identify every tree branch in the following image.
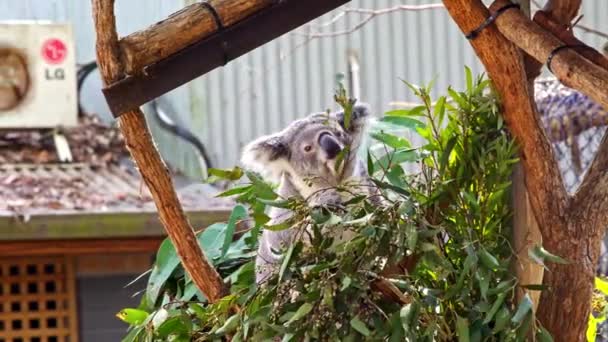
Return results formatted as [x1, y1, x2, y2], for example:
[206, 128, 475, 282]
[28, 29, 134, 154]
[541, 0, 581, 24]
[91, 0, 226, 303]
[575, 132, 608, 208]
[489, 0, 608, 113]
[533, 10, 608, 72]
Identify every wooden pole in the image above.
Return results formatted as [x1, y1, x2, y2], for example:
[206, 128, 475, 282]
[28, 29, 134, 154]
[508, 0, 544, 314]
[91, 0, 225, 303]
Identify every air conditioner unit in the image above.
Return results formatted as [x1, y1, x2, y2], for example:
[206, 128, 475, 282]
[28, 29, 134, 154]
[0, 21, 77, 129]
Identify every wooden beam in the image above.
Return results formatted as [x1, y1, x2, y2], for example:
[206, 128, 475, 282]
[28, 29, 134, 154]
[103, 0, 350, 116]
[0, 238, 163, 257]
[91, 0, 226, 303]
[489, 0, 608, 111]
[119, 0, 274, 75]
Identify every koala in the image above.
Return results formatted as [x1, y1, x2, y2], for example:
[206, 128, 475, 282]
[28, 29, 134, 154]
[240, 104, 377, 284]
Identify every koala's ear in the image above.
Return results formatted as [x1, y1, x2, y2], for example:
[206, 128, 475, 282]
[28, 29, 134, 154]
[241, 134, 290, 179]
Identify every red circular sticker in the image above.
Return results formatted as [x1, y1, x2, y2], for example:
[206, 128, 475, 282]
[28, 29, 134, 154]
[41, 38, 67, 64]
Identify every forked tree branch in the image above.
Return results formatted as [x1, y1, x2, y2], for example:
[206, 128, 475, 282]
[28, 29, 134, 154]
[489, 0, 608, 111]
[91, 0, 226, 303]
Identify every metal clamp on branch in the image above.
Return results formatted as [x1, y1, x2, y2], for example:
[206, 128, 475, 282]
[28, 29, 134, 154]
[199, 1, 230, 65]
[465, 2, 520, 40]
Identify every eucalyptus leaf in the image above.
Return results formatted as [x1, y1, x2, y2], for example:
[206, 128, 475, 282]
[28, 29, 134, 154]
[350, 316, 372, 337]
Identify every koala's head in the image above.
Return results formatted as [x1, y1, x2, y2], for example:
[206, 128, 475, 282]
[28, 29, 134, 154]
[241, 104, 372, 198]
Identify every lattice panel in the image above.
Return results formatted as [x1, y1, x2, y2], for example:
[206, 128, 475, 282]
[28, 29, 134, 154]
[0, 256, 78, 342]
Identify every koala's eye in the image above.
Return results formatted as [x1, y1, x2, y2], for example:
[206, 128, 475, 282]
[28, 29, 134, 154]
[304, 145, 313, 152]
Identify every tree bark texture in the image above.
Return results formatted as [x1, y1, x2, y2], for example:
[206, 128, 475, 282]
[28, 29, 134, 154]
[533, 11, 608, 72]
[541, 0, 582, 24]
[443, 0, 608, 340]
[119, 0, 274, 75]
[91, 0, 225, 303]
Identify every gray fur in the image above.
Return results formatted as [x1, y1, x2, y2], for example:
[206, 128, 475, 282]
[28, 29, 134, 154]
[240, 103, 377, 284]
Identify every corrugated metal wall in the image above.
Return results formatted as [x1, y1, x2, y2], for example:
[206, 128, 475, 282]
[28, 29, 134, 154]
[1, 0, 606, 176]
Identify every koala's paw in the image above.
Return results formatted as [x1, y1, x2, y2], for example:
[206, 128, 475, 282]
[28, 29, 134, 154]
[336, 103, 372, 129]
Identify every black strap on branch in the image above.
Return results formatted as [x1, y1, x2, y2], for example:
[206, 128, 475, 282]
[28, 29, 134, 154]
[546, 44, 587, 72]
[200, 1, 230, 65]
[466, 3, 520, 40]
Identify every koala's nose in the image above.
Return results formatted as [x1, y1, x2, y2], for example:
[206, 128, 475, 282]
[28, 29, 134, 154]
[319, 132, 342, 159]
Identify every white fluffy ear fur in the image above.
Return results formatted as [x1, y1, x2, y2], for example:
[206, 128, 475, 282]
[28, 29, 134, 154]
[240, 134, 290, 181]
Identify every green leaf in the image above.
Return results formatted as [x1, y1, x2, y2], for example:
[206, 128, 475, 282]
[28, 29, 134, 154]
[433, 96, 447, 125]
[156, 316, 190, 338]
[456, 315, 470, 342]
[116, 308, 149, 325]
[216, 185, 252, 198]
[440, 137, 458, 173]
[515, 312, 533, 340]
[381, 116, 426, 130]
[335, 145, 351, 172]
[400, 79, 422, 96]
[207, 166, 244, 182]
[529, 245, 570, 266]
[536, 326, 554, 342]
[265, 219, 294, 232]
[341, 276, 352, 291]
[488, 279, 516, 295]
[465, 66, 473, 93]
[511, 294, 533, 323]
[483, 293, 506, 324]
[371, 132, 411, 149]
[478, 248, 500, 270]
[492, 307, 511, 333]
[146, 238, 181, 305]
[448, 87, 468, 109]
[371, 179, 411, 197]
[257, 198, 294, 209]
[279, 243, 296, 283]
[384, 106, 427, 117]
[285, 303, 314, 326]
[216, 314, 240, 335]
[374, 148, 419, 171]
[367, 151, 375, 175]
[121, 325, 145, 342]
[197, 223, 228, 261]
[221, 205, 248, 259]
[350, 316, 372, 337]
[476, 269, 490, 300]
[595, 277, 608, 296]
